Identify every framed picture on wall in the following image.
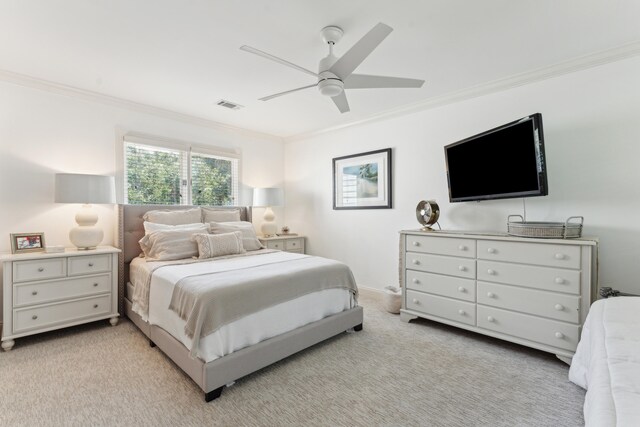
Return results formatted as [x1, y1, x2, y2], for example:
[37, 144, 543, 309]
[10, 232, 46, 254]
[333, 148, 392, 210]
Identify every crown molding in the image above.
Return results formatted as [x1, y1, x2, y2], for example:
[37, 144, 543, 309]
[284, 40, 640, 142]
[0, 69, 283, 142]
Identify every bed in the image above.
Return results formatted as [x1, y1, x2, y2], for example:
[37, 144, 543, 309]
[569, 297, 640, 426]
[116, 204, 363, 402]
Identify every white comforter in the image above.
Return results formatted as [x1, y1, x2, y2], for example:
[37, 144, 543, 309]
[569, 297, 640, 427]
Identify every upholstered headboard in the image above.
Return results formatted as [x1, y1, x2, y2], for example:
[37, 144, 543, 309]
[115, 204, 252, 314]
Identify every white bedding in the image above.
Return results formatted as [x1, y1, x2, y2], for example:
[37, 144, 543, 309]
[569, 297, 640, 427]
[130, 254, 355, 363]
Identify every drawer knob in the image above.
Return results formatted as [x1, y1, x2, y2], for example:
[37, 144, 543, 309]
[554, 304, 564, 311]
[458, 245, 466, 251]
[32, 315, 38, 320]
[457, 286, 465, 293]
[458, 309, 466, 316]
[554, 277, 565, 284]
[487, 248, 496, 254]
[32, 291, 38, 296]
[93, 283, 99, 287]
[88, 263, 94, 267]
[555, 332, 565, 339]
[412, 241, 420, 247]
[93, 304, 99, 309]
[487, 316, 495, 323]
[412, 298, 420, 304]
[38, 267, 44, 272]
[412, 259, 420, 265]
[412, 278, 420, 284]
[554, 253, 565, 260]
[487, 269, 495, 275]
[487, 292, 495, 298]
[458, 265, 466, 272]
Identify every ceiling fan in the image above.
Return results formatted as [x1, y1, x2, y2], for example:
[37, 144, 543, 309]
[240, 22, 425, 113]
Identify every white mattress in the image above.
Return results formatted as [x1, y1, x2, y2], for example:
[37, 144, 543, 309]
[131, 255, 354, 363]
[569, 297, 640, 427]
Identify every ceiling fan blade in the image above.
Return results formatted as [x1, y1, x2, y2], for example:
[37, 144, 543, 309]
[344, 74, 425, 89]
[331, 91, 350, 113]
[259, 84, 317, 101]
[329, 22, 393, 80]
[240, 45, 320, 78]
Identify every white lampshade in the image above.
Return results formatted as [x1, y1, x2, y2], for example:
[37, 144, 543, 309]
[55, 173, 116, 204]
[252, 188, 284, 207]
[55, 173, 116, 250]
[252, 187, 283, 238]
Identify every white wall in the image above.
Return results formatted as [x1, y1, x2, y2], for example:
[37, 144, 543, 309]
[284, 55, 640, 295]
[0, 81, 285, 318]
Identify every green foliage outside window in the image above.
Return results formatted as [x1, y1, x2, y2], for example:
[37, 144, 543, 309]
[191, 155, 234, 206]
[126, 145, 181, 204]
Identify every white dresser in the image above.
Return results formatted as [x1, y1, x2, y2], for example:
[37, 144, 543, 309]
[1, 246, 120, 351]
[259, 235, 305, 254]
[399, 230, 598, 362]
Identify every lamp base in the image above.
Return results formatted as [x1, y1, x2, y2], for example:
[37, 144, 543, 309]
[69, 204, 104, 249]
[261, 206, 277, 237]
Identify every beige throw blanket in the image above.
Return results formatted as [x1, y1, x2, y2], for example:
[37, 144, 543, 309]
[167, 252, 358, 357]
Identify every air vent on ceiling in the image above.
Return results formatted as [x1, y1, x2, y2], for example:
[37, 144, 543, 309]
[216, 99, 244, 110]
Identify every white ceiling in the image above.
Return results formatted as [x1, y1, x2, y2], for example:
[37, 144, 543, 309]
[1, 0, 640, 139]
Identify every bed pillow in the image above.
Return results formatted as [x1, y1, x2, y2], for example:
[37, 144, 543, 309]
[192, 231, 246, 259]
[138, 224, 209, 261]
[143, 221, 204, 235]
[209, 221, 264, 251]
[142, 207, 202, 225]
[202, 207, 241, 223]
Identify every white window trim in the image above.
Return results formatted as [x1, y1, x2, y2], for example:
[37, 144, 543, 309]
[116, 131, 241, 206]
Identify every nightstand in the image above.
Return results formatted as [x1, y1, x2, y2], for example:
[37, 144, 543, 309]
[1, 246, 120, 351]
[259, 235, 305, 254]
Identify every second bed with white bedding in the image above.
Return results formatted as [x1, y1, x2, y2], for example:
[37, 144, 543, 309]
[129, 250, 356, 362]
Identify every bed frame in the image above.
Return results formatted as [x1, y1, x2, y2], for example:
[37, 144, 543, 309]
[116, 204, 363, 402]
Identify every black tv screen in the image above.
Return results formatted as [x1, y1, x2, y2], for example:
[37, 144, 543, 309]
[444, 113, 547, 202]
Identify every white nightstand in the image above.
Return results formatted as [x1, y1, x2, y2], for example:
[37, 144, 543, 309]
[259, 235, 306, 254]
[1, 246, 120, 351]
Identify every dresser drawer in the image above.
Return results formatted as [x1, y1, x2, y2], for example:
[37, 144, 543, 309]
[477, 260, 581, 294]
[477, 240, 581, 269]
[68, 254, 110, 276]
[477, 282, 580, 323]
[406, 253, 475, 279]
[13, 258, 66, 283]
[406, 235, 475, 258]
[406, 290, 476, 326]
[13, 294, 111, 334]
[406, 270, 475, 302]
[266, 241, 284, 250]
[284, 238, 303, 251]
[477, 306, 580, 352]
[14, 273, 112, 307]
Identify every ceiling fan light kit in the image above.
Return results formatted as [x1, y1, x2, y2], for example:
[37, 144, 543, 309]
[241, 22, 425, 113]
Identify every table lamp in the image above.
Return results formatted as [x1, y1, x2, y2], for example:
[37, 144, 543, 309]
[252, 187, 284, 237]
[55, 173, 116, 249]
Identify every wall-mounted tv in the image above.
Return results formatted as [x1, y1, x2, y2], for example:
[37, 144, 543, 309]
[444, 113, 548, 203]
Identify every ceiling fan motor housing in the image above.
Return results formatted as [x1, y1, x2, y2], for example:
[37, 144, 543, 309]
[317, 71, 343, 97]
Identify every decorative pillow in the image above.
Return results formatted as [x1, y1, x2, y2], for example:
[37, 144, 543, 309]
[142, 207, 202, 225]
[209, 221, 264, 251]
[143, 221, 205, 235]
[138, 224, 209, 261]
[192, 231, 246, 259]
[202, 207, 241, 223]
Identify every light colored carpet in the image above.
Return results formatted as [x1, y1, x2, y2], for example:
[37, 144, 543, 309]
[0, 289, 585, 427]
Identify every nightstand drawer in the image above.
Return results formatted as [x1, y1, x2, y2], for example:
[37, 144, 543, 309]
[14, 273, 112, 307]
[13, 258, 66, 283]
[266, 241, 284, 250]
[285, 239, 303, 251]
[68, 254, 110, 276]
[13, 294, 112, 334]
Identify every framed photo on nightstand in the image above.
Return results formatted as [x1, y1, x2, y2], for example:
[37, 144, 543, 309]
[10, 232, 46, 254]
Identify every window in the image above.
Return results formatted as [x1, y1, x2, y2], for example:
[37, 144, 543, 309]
[123, 135, 239, 206]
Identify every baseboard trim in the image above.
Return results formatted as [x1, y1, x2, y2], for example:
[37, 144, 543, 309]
[357, 285, 386, 295]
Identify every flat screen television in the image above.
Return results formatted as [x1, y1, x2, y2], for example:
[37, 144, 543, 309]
[444, 113, 548, 202]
